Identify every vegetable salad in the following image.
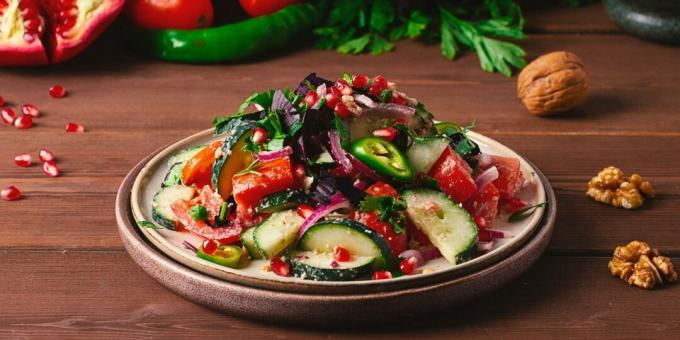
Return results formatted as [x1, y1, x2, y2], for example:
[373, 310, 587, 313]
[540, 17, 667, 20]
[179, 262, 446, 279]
[149, 73, 535, 281]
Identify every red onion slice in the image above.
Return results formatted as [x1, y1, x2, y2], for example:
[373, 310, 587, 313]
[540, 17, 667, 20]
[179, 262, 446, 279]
[475, 166, 499, 189]
[328, 130, 353, 173]
[354, 94, 376, 108]
[256, 146, 293, 161]
[295, 193, 350, 241]
[417, 245, 442, 261]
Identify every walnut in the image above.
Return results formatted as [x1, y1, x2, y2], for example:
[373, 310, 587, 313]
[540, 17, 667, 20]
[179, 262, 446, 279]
[517, 51, 589, 116]
[608, 241, 677, 289]
[586, 166, 654, 209]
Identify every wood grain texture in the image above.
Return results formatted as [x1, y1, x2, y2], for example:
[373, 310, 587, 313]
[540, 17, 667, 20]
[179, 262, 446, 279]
[1, 3, 679, 338]
[0, 250, 678, 339]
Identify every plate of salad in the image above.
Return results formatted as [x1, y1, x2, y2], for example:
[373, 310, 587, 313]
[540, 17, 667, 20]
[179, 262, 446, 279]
[128, 73, 549, 293]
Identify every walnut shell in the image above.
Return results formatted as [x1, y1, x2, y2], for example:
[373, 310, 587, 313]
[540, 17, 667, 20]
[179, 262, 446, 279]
[517, 51, 589, 116]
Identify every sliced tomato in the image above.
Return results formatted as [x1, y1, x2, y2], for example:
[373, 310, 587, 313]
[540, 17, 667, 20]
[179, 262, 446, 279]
[232, 156, 294, 215]
[482, 155, 524, 200]
[351, 210, 407, 257]
[428, 147, 477, 204]
[365, 182, 399, 199]
[170, 200, 242, 244]
[464, 182, 500, 229]
[182, 141, 222, 189]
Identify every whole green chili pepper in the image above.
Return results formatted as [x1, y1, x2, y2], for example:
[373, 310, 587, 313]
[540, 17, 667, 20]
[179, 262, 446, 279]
[121, 3, 321, 63]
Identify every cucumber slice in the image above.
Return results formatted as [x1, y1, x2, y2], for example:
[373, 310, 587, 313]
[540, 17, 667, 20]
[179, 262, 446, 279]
[255, 189, 313, 214]
[406, 136, 450, 174]
[253, 209, 305, 259]
[152, 185, 196, 230]
[298, 219, 392, 268]
[211, 118, 257, 197]
[403, 188, 478, 264]
[240, 227, 262, 259]
[162, 145, 205, 187]
[290, 250, 375, 281]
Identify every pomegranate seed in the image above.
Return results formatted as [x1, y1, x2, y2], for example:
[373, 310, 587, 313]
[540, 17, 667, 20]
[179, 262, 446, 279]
[65, 122, 84, 132]
[351, 74, 369, 89]
[372, 271, 392, 280]
[21, 104, 39, 117]
[49, 84, 67, 98]
[1, 107, 16, 125]
[39, 148, 55, 162]
[0, 95, 4, 106]
[14, 153, 32, 167]
[303, 91, 318, 107]
[202, 239, 219, 255]
[373, 75, 388, 88]
[328, 85, 341, 97]
[391, 94, 406, 105]
[14, 115, 33, 129]
[42, 161, 60, 177]
[372, 127, 397, 142]
[1, 185, 22, 201]
[475, 216, 489, 229]
[334, 79, 352, 96]
[270, 257, 291, 277]
[333, 246, 351, 262]
[399, 256, 418, 275]
[251, 127, 267, 145]
[478, 230, 492, 242]
[334, 102, 350, 118]
[296, 204, 314, 219]
[293, 163, 306, 180]
[325, 92, 340, 108]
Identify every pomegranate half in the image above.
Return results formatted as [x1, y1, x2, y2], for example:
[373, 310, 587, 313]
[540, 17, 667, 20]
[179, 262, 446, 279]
[0, 0, 124, 65]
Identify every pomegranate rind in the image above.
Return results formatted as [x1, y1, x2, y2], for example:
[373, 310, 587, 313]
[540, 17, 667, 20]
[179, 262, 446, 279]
[0, 0, 49, 65]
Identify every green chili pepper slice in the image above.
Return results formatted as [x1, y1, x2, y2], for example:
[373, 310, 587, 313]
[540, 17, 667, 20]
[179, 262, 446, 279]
[350, 137, 414, 182]
[120, 3, 321, 63]
[197, 244, 242, 268]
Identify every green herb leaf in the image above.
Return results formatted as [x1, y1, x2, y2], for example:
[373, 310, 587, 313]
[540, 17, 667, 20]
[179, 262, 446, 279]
[235, 159, 263, 177]
[238, 90, 274, 114]
[189, 205, 209, 221]
[138, 220, 161, 231]
[358, 195, 407, 234]
[333, 114, 351, 150]
[508, 202, 547, 222]
[369, 0, 395, 33]
[342, 73, 353, 85]
[369, 34, 394, 55]
[379, 89, 393, 103]
[337, 34, 371, 54]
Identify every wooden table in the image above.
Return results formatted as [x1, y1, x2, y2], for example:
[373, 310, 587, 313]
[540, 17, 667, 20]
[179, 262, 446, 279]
[1, 3, 679, 338]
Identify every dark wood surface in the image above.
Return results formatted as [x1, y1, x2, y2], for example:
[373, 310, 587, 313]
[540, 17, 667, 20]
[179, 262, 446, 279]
[1, 3, 679, 338]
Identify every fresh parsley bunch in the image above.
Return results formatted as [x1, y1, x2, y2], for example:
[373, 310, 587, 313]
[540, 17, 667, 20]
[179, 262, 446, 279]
[314, 0, 527, 76]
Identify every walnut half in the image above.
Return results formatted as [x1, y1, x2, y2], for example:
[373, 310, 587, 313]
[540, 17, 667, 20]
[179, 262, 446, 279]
[608, 241, 677, 289]
[586, 166, 654, 209]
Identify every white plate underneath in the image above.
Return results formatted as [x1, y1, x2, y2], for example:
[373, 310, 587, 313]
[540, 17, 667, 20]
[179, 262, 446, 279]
[130, 129, 547, 292]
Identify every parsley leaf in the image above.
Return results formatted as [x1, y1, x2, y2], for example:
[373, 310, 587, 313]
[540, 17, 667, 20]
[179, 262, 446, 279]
[358, 195, 407, 234]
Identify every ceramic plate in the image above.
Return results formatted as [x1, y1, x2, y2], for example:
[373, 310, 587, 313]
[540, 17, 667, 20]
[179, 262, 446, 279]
[128, 129, 548, 294]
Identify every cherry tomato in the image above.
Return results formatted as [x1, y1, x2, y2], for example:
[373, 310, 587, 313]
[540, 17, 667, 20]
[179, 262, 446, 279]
[124, 0, 214, 30]
[239, 0, 302, 17]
